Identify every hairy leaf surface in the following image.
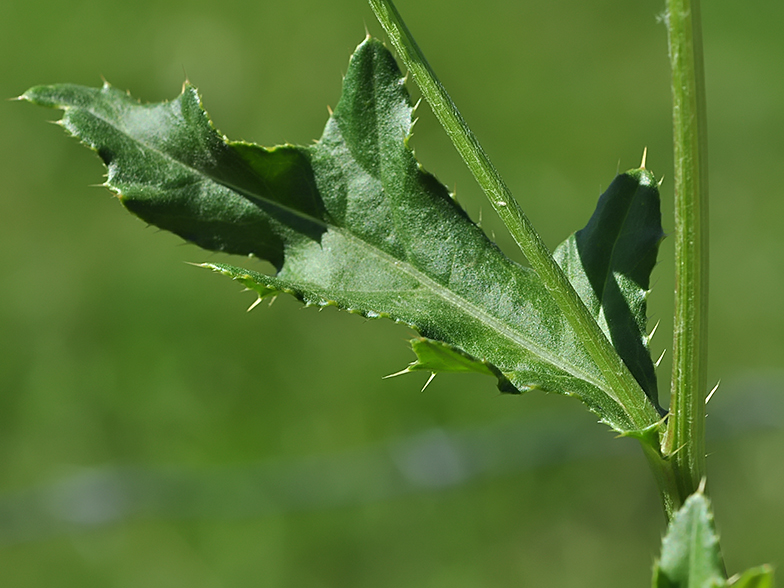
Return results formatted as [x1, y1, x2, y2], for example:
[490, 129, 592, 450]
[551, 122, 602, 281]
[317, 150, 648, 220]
[23, 38, 662, 432]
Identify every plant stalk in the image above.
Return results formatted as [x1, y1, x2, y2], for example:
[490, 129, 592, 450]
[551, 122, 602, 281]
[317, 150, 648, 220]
[662, 0, 710, 506]
[368, 0, 660, 433]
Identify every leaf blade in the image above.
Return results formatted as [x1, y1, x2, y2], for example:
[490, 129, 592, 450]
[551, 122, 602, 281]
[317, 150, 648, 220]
[23, 38, 662, 433]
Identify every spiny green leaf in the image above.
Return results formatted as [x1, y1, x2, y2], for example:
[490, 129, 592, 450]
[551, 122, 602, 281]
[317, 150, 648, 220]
[553, 169, 664, 412]
[652, 490, 726, 588]
[22, 37, 661, 433]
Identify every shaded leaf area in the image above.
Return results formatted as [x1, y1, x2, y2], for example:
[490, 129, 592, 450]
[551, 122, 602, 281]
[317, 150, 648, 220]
[652, 490, 726, 588]
[554, 170, 664, 413]
[23, 38, 662, 433]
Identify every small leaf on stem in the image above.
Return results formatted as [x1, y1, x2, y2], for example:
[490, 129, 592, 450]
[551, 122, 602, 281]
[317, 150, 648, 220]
[652, 490, 726, 587]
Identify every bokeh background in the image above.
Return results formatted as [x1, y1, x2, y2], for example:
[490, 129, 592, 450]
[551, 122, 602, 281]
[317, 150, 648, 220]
[1, 0, 782, 586]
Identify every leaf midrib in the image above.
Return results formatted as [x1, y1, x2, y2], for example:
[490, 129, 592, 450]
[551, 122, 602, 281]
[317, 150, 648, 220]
[339, 230, 608, 390]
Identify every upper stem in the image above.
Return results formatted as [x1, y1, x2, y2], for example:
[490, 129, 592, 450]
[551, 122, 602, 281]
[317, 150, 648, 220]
[368, 0, 660, 433]
[663, 0, 710, 502]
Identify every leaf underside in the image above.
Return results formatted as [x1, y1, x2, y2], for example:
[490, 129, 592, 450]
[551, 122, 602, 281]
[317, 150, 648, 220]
[23, 37, 663, 433]
[554, 170, 664, 412]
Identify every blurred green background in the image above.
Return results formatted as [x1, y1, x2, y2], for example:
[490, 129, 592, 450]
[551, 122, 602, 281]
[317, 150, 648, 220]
[1, 0, 782, 585]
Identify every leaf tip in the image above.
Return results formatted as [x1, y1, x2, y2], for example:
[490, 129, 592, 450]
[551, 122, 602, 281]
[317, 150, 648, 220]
[17, 86, 46, 106]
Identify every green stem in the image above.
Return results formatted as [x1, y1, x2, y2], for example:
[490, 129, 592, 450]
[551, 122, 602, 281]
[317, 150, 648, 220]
[663, 0, 710, 506]
[368, 0, 660, 432]
[641, 443, 682, 520]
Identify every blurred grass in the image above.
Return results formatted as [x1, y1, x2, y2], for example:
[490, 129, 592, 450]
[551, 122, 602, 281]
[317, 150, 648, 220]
[1, 0, 782, 585]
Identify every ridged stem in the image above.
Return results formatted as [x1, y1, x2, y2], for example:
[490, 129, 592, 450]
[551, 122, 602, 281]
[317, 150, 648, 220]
[662, 0, 710, 506]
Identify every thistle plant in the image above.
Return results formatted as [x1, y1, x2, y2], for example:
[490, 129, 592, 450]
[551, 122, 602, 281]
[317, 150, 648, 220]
[18, 0, 775, 584]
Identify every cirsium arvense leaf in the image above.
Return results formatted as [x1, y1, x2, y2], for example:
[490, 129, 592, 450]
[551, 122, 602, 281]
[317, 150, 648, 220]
[22, 38, 662, 433]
